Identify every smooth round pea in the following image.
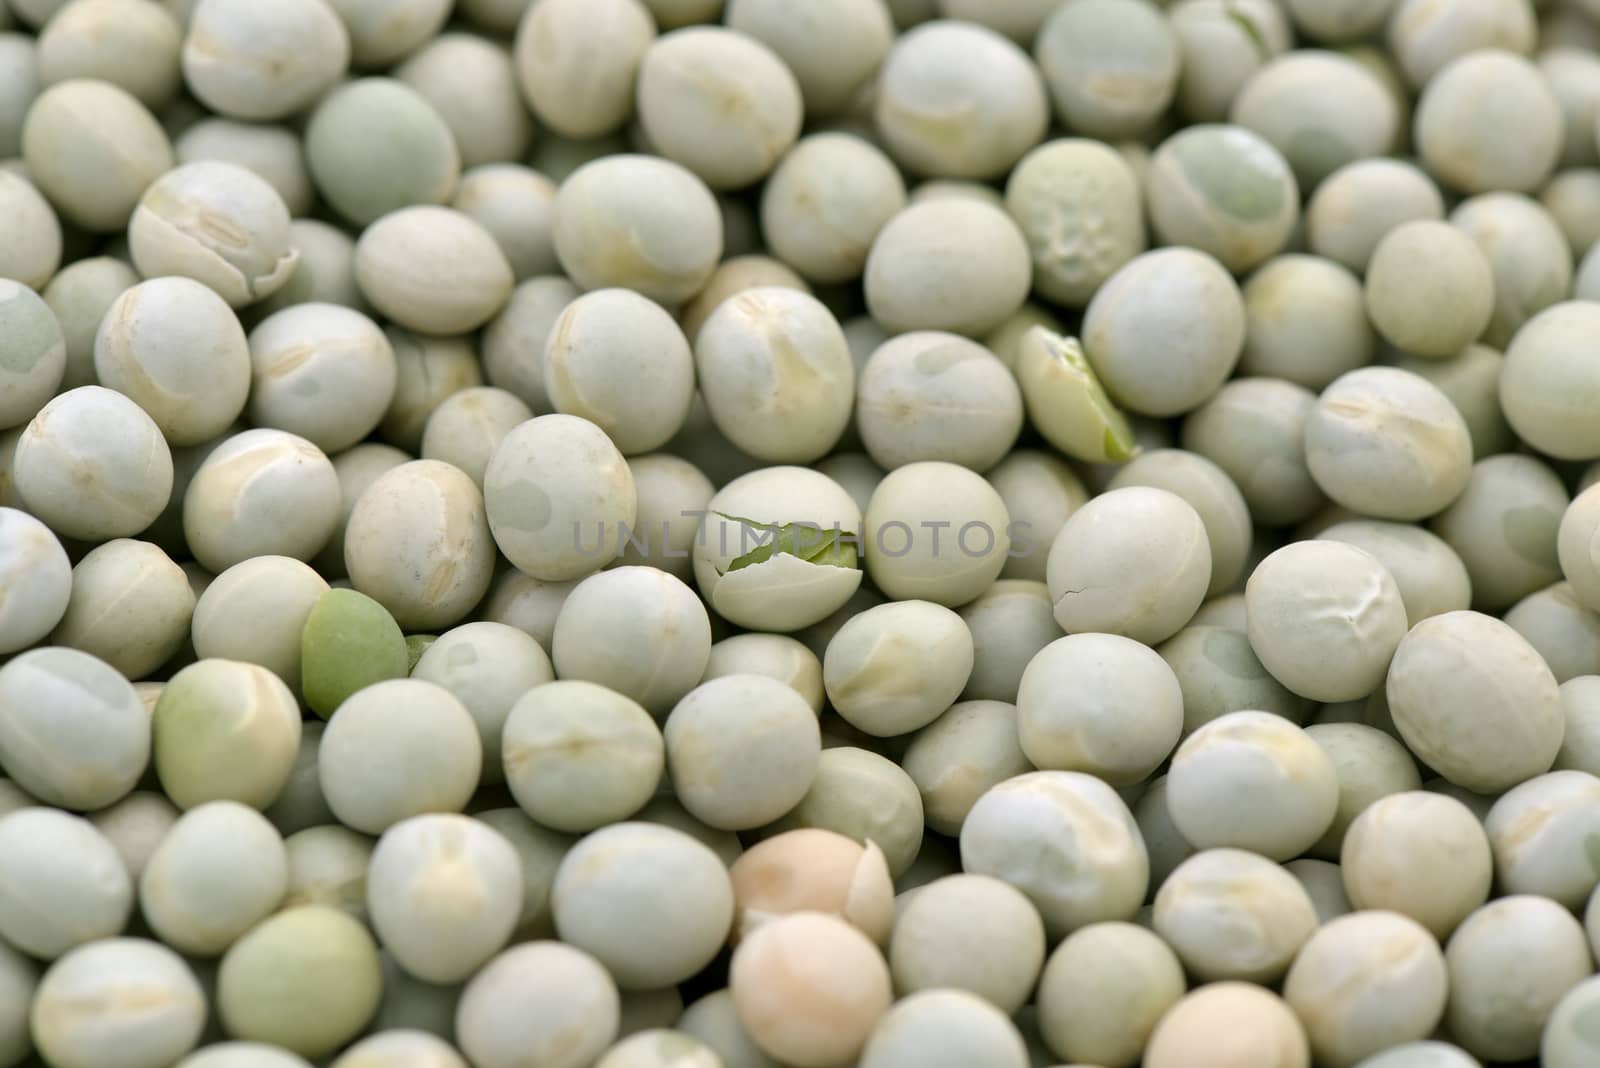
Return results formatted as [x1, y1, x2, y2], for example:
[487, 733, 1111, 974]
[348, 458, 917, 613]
[1168, 711, 1340, 860]
[636, 27, 801, 191]
[447, 165, 557, 285]
[343, 460, 495, 631]
[183, 429, 338, 574]
[298, 587, 409, 719]
[216, 905, 382, 1059]
[888, 874, 1042, 1013]
[1231, 51, 1398, 190]
[93, 277, 249, 446]
[857, 989, 1028, 1068]
[1108, 448, 1251, 596]
[1502, 302, 1600, 460]
[1504, 581, 1600, 683]
[959, 770, 1146, 938]
[664, 674, 820, 831]
[139, 801, 287, 956]
[544, 288, 694, 456]
[366, 814, 522, 985]
[873, 19, 1048, 180]
[695, 287, 854, 463]
[1544, 973, 1600, 1068]
[21, 78, 173, 232]
[153, 659, 300, 810]
[1541, 167, 1600, 254]
[1082, 248, 1245, 417]
[1446, 896, 1593, 1063]
[246, 304, 396, 455]
[616, 453, 713, 581]
[702, 633, 822, 714]
[0, 807, 132, 958]
[902, 699, 1032, 835]
[483, 413, 637, 582]
[47, 538, 193, 679]
[0, 506, 71, 654]
[552, 154, 721, 306]
[501, 680, 663, 833]
[864, 199, 1031, 339]
[1305, 722, 1424, 861]
[1416, 50, 1562, 195]
[1388, 610, 1564, 793]
[758, 132, 907, 285]
[418, 387, 532, 490]
[1018, 633, 1182, 785]
[1154, 848, 1319, 983]
[1145, 982, 1310, 1068]
[554, 567, 710, 716]
[729, 911, 892, 1068]
[1035, 0, 1177, 138]
[552, 822, 734, 990]
[304, 79, 458, 228]
[1451, 192, 1572, 351]
[318, 678, 482, 835]
[1157, 624, 1312, 736]
[1283, 911, 1448, 1068]
[1238, 255, 1374, 390]
[31, 938, 205, 1068]
[325, 0, 448, 68]
[0, 646, 149, 811]
[394, 34, 529, 171]
[1145, 124, 1299, 273]
[456, 941, 619, 1068]
[0, 170, 61, 290]
[15, 385, 173, 542]
[1484, 771, 1600, 910]
[1365, 220, 1495, 357]
[855, 331, 1021, 473]
[1183, 376, 1325, 525]
[1046, 486, 1211, 645]
[1035, 921, 1184, 1068]
[0, 280, 64, 439]
[41, 256, 139, 391]
[512, 0, 654, 140]
[281, 825, 371, 920]
[180, 0, 348, 120]
[1342, 792, 1493, 940]
[726, 0, 890, 117]
[355, 206, 512, 335]
[824, 600, 973, 738]
[1430, 454, 1566, 612]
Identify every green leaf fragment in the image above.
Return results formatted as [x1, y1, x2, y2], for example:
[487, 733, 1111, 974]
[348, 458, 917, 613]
[712, 512, 860, 575]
